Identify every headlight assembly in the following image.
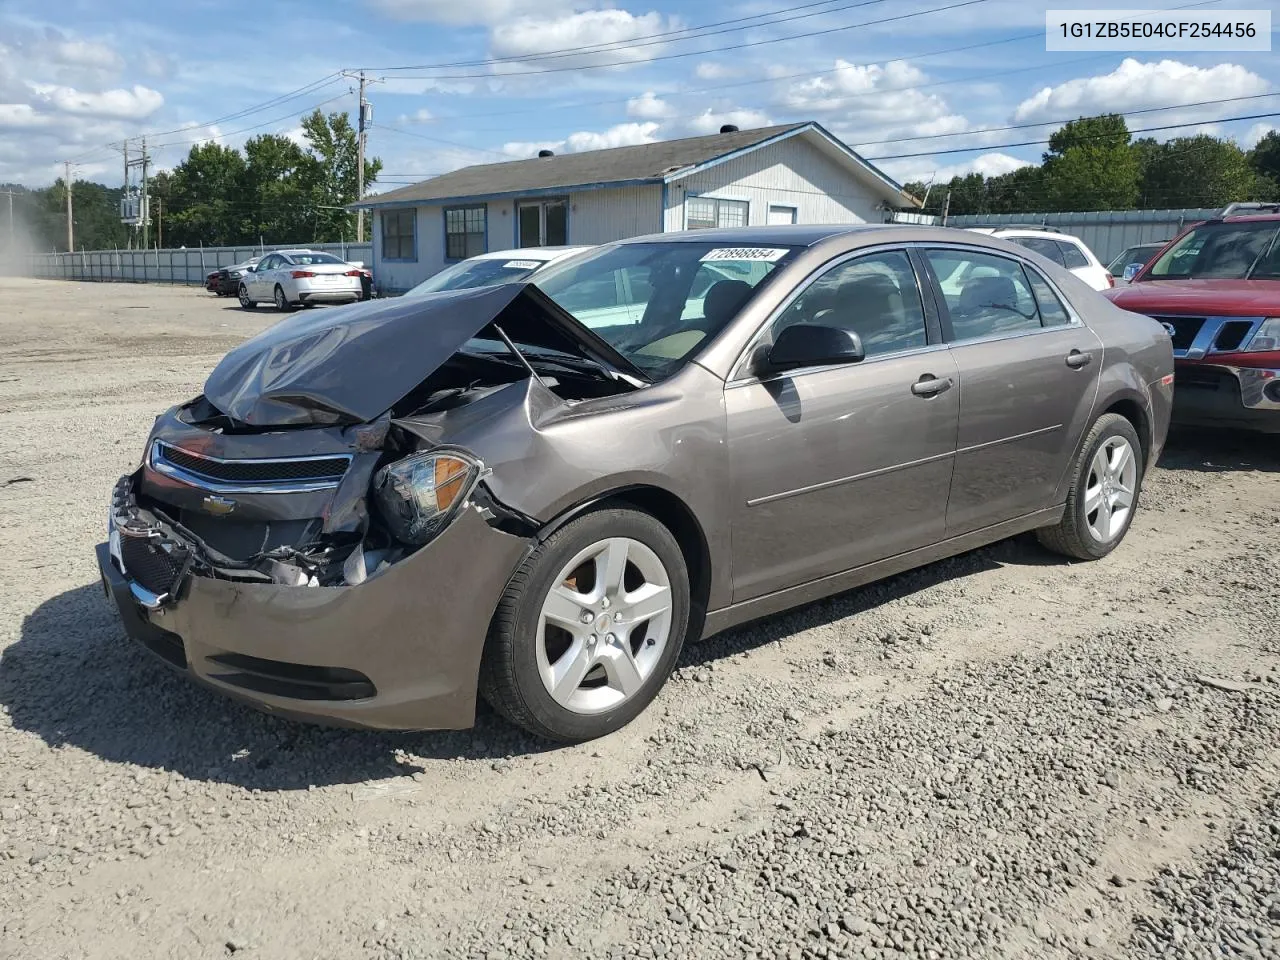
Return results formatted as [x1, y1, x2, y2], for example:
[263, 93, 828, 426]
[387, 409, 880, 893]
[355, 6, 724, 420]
[1244, 318, 1280, 353]
[372, 450, 483, 546]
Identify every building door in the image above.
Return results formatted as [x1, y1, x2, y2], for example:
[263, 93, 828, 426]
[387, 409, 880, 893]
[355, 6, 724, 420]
[517, 199, 568, 247]
[767, 204, 798, 225]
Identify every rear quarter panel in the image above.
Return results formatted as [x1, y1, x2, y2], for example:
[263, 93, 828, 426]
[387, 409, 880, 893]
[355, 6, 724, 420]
[1050, 268, 1174, 496]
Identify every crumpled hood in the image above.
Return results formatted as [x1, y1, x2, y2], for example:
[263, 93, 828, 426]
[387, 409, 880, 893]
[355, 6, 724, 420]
[203, 283, 642, 427]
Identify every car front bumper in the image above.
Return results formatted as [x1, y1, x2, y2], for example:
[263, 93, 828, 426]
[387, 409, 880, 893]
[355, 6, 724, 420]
[97, 485, 531, 731]
[1173, 362, 1280, 433]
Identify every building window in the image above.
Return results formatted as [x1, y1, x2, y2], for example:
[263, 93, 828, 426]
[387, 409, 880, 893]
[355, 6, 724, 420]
[516, 199, 568, 247]
[445, 205, 486, 260]
[686, 196, 749, 230]
[381, 208, 416, 261]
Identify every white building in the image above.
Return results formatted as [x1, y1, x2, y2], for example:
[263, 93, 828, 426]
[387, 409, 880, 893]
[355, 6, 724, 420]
[352, 122, 919, 293]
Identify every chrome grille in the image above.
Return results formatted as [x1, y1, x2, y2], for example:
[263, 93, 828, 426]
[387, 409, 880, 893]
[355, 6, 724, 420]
[150, 441, 351, 494]
[1147, 316, 1264, 359]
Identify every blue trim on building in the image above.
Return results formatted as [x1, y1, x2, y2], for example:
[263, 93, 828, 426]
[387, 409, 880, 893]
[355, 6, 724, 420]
[380, 206, 419, 263]
[353, 178, 661, 211]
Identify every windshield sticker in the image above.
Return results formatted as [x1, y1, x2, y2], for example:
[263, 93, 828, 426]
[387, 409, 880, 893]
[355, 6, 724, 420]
[503, 260, 543, 270]
[699, 247, 789, 263]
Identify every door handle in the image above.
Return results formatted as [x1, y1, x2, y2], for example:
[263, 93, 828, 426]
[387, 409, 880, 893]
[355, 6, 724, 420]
[1065, 350, 1093, 369]
[911, 374, 953, 397]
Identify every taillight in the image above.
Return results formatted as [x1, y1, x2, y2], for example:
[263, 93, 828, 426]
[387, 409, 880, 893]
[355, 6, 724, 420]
[1106, 272, 1115, 287]
[344, 269, 362, 277]
[291, 270, 315, 279]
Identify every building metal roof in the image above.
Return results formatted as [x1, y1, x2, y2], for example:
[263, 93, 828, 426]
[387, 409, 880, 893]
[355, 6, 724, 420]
[353, 122, 917, 209]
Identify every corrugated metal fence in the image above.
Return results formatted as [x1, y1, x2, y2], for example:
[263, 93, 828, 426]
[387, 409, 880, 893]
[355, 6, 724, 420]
[946, 209, 1219, 264]
[22, 242, 373, 286]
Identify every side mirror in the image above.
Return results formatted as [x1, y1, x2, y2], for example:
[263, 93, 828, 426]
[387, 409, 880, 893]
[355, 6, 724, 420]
[767, 324, 865, 372]
[1122, 263, 1142, 281]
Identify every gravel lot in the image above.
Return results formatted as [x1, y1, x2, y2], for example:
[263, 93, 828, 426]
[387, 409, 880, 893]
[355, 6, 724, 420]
[1, 277, 1277, 960]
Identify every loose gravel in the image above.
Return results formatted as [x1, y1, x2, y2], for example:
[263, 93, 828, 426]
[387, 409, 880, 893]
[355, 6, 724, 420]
[0, 278, 1277, 960]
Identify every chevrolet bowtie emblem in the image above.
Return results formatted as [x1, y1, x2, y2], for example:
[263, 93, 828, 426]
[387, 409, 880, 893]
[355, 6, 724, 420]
[202, 495, 237, 516]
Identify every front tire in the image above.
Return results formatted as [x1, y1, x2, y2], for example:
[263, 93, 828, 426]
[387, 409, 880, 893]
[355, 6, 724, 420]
[237, 284, 256, 309]
[1038, 412, 1143, 560]
[479, 507, 690, 742]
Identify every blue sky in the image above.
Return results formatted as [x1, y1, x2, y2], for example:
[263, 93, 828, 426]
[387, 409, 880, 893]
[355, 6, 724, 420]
[1, 0, 1277, 191]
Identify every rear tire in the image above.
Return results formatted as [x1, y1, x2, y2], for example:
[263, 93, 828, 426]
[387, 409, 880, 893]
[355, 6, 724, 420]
[237, 284, 256, 309]
[479, 507, 690, 743]
[274, 285, 294, 312]
[1038, 412, 1143, 560]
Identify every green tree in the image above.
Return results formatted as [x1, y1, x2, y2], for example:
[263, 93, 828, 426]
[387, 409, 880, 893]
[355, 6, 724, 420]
[986, 166, 1047, 213]
[1140, 136, 1260, 208]
[1250, 131, 1280, 200]
[167, 142, 249, 246]
[1040, 114, 1139, 211]
[242, 134, 317, 244]
[299, 108, 382, 241]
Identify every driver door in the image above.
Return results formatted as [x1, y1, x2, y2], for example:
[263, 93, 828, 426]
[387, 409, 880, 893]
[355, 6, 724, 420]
[725, 249, 959, 602]
[251, 255, 278, 299]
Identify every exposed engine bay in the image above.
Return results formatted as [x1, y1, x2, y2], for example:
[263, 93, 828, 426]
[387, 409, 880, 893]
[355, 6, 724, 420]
[116, 286, 648, 602]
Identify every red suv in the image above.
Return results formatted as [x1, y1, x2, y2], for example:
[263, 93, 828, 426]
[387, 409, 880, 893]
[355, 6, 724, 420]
[1105, 203, 1280, 433]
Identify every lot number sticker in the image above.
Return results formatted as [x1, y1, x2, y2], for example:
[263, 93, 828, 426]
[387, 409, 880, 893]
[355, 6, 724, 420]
[503, 260, 543, 269]
[699, 247, 789, 262]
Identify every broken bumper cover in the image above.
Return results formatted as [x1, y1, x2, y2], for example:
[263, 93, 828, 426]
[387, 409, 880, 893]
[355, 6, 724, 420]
[1173, 363, 1280, 433]
[97, 478, 531, 731]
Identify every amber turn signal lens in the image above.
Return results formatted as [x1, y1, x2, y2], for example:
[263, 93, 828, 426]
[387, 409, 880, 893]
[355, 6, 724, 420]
[433, 455, 471, 511]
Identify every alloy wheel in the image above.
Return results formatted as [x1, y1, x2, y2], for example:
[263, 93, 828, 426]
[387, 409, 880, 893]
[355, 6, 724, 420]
[238, 285, 251, 307]
[1084, 436, 1137, 542]
[536, 536, 673, 715]
[274, 287, 288, 311]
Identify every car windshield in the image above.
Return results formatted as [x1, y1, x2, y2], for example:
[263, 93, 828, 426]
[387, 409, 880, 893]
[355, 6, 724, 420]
[1144, 221, 1280, 280]
[287, 252, 345, 266]
[404, 257, 548, 297]
[1107, 244, 1163, 274]
[532, 241, 799, 379]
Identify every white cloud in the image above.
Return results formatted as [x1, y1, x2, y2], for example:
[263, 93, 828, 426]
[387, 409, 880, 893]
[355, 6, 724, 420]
[51, 39, 123, 72]
[693, 62, 733, 80]
[502, 120, 660, 157]
[683, 107, 772, 136]
[1244, 122, 1278, 149]
[397, 107, 435, 124]
[777, 59, 970, 151]
[879, 151, 1034, 186]
[27, 82, 164, 120]
[626, 91, 674, 120]
[490, 10, 673, 69]
[366, 0, 581, 25]
[0, 104, 51, 129]
[1013, 59, 1270, 124]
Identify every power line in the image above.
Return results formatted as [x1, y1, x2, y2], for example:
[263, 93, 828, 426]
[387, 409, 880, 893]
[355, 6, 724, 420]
[866, 109, 1280, 161]
[365, 0, 888, 72]
[380, 0, 990, 81]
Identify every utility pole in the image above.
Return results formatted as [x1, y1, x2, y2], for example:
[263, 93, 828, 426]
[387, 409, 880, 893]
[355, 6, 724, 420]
[141, 135, 150, 249]
[64, 161, 74, 252]
[4, 189, 13, 246]
[156, 196, 163, 248]
[941, 189, 952, 227]
[356, 71, 368, 243]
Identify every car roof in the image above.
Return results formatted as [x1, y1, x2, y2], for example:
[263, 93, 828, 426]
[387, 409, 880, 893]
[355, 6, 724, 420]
[968, 227, 1082, 243]
[616, 223, 902, 247]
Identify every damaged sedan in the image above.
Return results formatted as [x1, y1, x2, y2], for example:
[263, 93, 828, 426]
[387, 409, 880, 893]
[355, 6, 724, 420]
[99, 225, 1174, 742]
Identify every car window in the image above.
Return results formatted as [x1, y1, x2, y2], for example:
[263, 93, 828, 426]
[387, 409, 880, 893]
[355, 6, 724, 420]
[925, 249, 1041, 341]
[288, 252, 345, 266]
[1011, 237, 1065, 266]
[1058, 241, 1090, 269]
[770, 251, 927, 359]
[1023, 267, 1073, 328]
[1147, 220, 1280, 280]
[533, 241, 799, 379]
[259, 255, 280, 271]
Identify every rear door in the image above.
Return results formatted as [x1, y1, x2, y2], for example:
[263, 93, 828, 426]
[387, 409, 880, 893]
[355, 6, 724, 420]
[919, 246, 1103, 536]
[725, 247, 959, 602]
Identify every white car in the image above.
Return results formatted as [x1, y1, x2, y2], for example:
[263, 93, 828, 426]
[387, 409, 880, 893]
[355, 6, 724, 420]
[965, 227, 1113, 291]
[402, 246, 592, 298]
[238, 249, 366, 311]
